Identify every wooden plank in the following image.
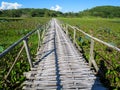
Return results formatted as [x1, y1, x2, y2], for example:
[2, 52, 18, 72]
[34, 81, 57, 85]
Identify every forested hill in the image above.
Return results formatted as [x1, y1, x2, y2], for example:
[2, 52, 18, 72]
[0, 8, 63, 17]
[0, 6, 120, 18]
[79, 6, 120, 18]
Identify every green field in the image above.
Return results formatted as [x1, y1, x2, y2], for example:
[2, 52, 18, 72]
[59, 17, 120, 89]
[0, 17, 50, 50]
[0, 17, 120, 89]
[0, 17, 50, 89]
[59, 17, 120, 47]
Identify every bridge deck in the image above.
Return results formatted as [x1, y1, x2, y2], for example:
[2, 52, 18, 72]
[23, 19, 106, 90]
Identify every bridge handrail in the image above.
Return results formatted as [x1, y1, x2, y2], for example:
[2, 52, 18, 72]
[67, 24, 120, 52]
[62, 23, 120, 72]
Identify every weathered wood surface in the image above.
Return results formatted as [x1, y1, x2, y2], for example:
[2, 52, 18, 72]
[23, 19, 107, 90]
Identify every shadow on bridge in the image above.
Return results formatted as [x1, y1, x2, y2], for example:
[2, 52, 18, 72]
[91, 60, 108, 90]
[43, 38, 54, 45]
[34, 49, 55, 65]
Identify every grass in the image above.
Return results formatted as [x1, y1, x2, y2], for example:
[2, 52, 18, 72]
[0, 17, 50, 89]
[0, 17, 50, 50]
[59, 17, 120, 47]
[59, 17, 120, 89]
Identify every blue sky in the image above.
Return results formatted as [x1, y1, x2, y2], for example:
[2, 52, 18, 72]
[0, 0, 120, 12]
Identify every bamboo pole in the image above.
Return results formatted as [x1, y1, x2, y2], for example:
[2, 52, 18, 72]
[23, 39, 33, 68]
[4, 45, 24, 79]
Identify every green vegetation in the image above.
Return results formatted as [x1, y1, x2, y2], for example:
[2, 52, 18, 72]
[0, 17, 49, 49]
[59, 17, 120, 47]
[65, 6, 120, 18]
[0, 17, 50, 89]
[0, 8, 63, 17]
[59, 17, 120, 89]
[0, 6, 120, 18]
[79, 6, 120, 18]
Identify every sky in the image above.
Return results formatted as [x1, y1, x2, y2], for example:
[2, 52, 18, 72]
[0, 0, 120, 12]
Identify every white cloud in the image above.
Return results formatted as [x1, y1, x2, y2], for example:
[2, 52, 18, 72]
[0, 1, 22, 10]
[50, 5, 62, 11]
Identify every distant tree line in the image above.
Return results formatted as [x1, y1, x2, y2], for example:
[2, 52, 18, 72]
[79, 6, 120, 18]
[0, 8, 63, 17]
[0, 6, 120, 18]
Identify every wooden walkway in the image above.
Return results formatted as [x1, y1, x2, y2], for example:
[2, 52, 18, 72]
[23, 19, 107, 90]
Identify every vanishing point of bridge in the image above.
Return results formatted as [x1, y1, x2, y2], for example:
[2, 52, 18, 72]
[22, 19, 106, 90]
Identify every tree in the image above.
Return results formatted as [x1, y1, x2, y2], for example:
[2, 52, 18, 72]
[44, 11, 50, 17]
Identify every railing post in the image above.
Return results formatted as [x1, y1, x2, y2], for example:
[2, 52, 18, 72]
[37, 29, 41, 49]
[73, 28, 76, 43]
[89, 39, 98, 72]
[23, 38, 33, 68]
[42, 27, 45, 39]
[66, 24, 68, 35]
[60, 24, 63, 30]
[89, 39, 94, 66]
[62, 24, 65, 31]
[44, 24, 47, 31]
